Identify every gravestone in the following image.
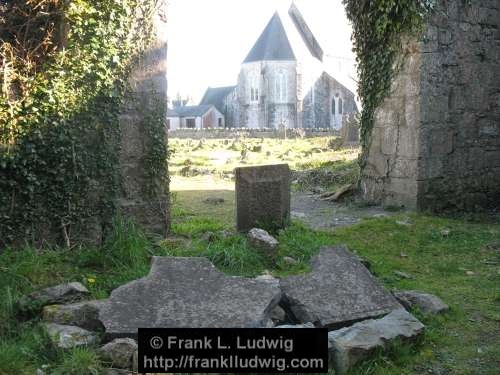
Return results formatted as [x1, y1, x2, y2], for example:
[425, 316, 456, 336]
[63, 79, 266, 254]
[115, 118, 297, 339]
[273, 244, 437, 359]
[341, 114, 359, 145]
[99, 256, 281, 339]
[235, 164, 291, 231]
[280, 245, 402, 328]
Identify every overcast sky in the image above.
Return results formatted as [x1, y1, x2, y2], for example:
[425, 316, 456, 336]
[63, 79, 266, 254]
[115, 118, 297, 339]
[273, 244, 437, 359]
[166, 0, 357, 103]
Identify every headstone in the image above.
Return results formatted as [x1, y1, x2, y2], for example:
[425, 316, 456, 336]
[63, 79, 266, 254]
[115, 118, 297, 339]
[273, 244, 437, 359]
[280, 246, 402, 328]
[99, 256, 281, 339]
[235, 164, 291, 231]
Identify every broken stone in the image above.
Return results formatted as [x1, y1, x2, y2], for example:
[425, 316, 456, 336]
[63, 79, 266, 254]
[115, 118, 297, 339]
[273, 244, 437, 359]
[219, 229, 234, 239]
[204, 197, 225, 205]
[201, 231, 216, 242]
[394, 270, 413, 279]
[235, 164, 291, 231]
[44, 323, 99, 349]
[103, 369, 130, 375]
[280, 246, 401, 328]
[328, 309, 424, 374]
[99, 256, 281, 339]
[99, 338, 138, 369]
[283, 256, 299, 265]
[42, 300, 105, 331]
[17, 282, 90, 315]
[441, 229, 451, 237]
[247, 228, 279, 258]
[276, 322, 315, 328]
[270, 305, 287, 323]
[393, 290, 449, 315]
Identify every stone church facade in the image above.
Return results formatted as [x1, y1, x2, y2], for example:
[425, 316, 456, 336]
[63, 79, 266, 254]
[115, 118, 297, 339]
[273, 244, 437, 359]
[200, 4, 357, 129]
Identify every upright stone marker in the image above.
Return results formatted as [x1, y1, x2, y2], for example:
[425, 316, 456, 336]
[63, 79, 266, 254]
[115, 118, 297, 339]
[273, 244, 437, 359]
[235, 164, 291, 232]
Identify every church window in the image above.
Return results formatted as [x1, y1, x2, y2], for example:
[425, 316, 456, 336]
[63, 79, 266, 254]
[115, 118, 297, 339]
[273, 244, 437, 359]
[249, 75, 259, 103]
[338, 98, 343, 114]
[276, 72, 286, 102]
[331, 98, 336, 114]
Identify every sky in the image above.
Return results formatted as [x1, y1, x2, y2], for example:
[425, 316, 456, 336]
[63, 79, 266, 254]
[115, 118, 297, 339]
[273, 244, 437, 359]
[166, 0, 357, 104]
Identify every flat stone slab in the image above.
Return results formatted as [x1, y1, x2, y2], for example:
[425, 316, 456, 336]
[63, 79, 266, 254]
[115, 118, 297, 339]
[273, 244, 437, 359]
[280, 245, 402, 328]
[99, 256, 281, 338]
[328, 309, 424, 374]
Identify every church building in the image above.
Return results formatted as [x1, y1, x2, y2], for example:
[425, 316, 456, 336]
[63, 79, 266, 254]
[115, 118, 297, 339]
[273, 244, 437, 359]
[200, 3, 358, 130]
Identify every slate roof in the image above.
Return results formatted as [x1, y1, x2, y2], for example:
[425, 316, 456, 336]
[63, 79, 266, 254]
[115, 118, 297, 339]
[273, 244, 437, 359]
[288, 3, 324, 61]
[167, 105, 213, 118]
[243, 12, 296, 63]
[199, 86, 236, 113]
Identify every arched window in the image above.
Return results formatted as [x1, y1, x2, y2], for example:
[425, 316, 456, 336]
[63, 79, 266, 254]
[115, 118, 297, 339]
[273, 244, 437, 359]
[331, 98, 336, 114]
[249, 75, 259, 102]
[275, 72, 286, 102]
[338, 98, 343, 114]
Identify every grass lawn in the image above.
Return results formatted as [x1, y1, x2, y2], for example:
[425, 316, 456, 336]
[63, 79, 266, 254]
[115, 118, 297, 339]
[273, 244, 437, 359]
[0, 137, 499, 374]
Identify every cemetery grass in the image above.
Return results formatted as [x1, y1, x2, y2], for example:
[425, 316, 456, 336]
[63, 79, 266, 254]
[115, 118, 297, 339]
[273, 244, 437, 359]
[169, 136, 359, 192]
[1, 135, 499, 374]
[1, 207, 498, 374]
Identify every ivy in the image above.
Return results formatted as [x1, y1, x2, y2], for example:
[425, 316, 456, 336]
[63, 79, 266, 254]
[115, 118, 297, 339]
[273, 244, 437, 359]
[0, 0, 166, 247]
[342, 0, 435, 168]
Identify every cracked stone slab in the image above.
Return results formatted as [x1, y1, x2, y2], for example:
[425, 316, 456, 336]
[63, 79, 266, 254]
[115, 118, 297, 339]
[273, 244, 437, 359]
[99, 256, 281, 339]
[328, 309, 425, 374]
[393, 290, 449, 315]
[280, 245, 402, 328]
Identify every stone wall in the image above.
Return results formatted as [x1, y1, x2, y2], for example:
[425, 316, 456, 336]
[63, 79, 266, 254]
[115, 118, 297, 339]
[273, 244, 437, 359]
[169, 128, 339, 139]
[118, 1, 170, 235]
[362, 0, 500, 210]
[302, 73, 358, 129]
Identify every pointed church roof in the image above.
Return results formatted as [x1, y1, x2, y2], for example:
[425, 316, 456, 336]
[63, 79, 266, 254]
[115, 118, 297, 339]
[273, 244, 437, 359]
[288, 2, 324, 61]
[243, 12, 296, 63]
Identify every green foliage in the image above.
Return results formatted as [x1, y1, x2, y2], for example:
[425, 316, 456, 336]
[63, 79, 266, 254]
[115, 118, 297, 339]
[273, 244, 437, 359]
[0, 0, 166, 247]
[342, 0, 436, 167]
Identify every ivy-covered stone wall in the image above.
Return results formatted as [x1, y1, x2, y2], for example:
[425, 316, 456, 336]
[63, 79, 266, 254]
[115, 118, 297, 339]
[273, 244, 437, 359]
[0, 0, 169, 247]
[360, 0, 500, 210]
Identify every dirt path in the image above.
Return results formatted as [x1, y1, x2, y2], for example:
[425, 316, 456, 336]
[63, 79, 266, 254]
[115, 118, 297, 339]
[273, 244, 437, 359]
[172, 175, 396, 230]
[291, 191, 395, 230]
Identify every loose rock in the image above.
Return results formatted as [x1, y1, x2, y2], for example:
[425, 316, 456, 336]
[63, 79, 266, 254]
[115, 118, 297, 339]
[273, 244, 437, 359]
[204, 197, 225, 205]
[276, 322, 315, 328]
[283, 256, 299, 266]
[393, 290, 449, 315]
[17, 282, 89, 316]
[328, 309, 425, 374]
[42, 300, 105, 331]
[270, 305, 287, 323]
[247, 228, 279, 258]
[44, 323, 99, 349]
[394, 270, 413, 279]
[99, 338, 138, 369]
